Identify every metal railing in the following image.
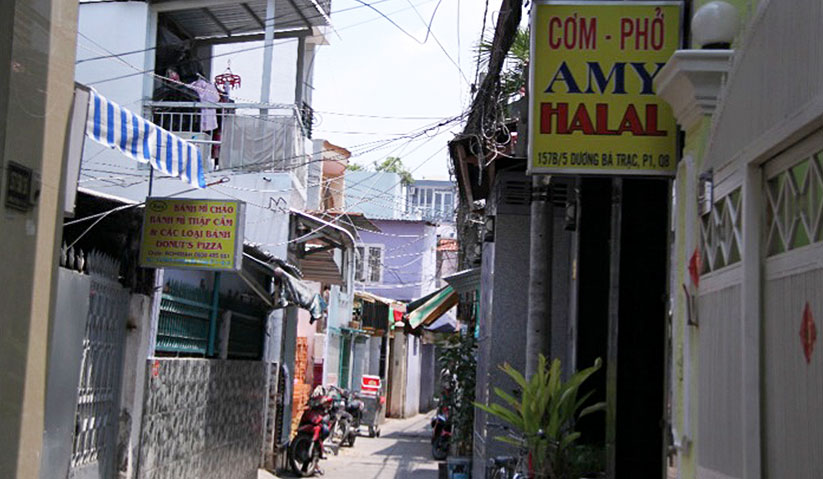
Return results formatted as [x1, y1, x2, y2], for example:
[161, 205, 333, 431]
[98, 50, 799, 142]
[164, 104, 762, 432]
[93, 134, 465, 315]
[145, 101, 309, 188]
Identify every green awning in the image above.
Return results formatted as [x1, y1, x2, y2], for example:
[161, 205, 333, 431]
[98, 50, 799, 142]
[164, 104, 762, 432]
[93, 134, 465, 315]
[407, 285, 458, 330]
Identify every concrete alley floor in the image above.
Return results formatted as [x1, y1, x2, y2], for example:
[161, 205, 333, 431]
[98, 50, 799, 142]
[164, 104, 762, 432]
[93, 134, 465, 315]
[261, 413, 440, 479]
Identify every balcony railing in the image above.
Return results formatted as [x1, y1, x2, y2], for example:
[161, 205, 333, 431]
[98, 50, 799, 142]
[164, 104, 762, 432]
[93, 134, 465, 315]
[145, 101, 309, 188]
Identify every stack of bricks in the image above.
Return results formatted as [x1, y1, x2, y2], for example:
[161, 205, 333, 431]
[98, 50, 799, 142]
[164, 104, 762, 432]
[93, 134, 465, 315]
[290, 338, 311, 438]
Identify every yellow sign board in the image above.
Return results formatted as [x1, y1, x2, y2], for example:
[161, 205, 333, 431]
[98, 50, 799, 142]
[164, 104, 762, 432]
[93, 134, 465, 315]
[529, 1, 681, 175]
[140, 198, 245, 271]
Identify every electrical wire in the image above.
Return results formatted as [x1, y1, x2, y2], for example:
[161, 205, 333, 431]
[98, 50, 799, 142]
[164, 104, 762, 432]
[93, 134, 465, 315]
[74, 0, 407, 65]
[82, 0, 440, 86]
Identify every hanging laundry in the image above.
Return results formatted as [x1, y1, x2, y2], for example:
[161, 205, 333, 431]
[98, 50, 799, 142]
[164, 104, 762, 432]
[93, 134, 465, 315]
[190, 78, 220, 132]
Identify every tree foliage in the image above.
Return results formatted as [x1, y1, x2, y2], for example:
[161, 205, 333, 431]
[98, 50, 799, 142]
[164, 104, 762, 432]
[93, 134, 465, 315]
[374, 157, 414, 185]
[438, 332, 477, 457]
[344, 157, 414, 185]
[476, 26, 530, 101]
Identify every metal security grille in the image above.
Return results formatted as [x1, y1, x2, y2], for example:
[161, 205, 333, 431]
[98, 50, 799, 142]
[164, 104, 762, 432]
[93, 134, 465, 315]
[157, 280, 213, 355]
[70, 252, 129, 479]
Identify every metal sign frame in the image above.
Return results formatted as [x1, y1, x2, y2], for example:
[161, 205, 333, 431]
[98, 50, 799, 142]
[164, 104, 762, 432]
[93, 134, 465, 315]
[528, 0, 683, 177]
[139, 197, 245, 272]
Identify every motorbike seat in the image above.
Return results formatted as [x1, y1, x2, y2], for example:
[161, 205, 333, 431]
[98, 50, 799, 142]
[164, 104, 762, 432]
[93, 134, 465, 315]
[491, 456, 518, 468]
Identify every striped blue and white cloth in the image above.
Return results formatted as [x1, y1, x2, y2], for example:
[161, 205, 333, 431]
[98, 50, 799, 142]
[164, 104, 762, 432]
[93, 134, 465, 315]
[85, 90, 206, 188]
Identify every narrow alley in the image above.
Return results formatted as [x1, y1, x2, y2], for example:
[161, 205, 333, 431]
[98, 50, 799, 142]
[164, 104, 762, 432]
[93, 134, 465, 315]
[260, 415, 439, 479]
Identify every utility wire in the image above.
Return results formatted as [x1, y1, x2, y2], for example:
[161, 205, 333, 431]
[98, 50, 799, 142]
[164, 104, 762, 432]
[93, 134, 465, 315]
[83, 0, 439, 86]
[75, 0, 405, 64]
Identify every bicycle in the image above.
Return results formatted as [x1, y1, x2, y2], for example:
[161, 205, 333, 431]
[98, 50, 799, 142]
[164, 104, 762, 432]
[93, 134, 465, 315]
[486, 424, 546, 479]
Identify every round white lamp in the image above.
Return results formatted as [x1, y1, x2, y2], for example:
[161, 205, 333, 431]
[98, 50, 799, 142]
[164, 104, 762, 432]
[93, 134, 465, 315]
[691, 1, 740, 49]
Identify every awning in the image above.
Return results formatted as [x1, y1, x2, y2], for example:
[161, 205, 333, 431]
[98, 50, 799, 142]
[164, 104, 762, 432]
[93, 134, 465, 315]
[85, 88, 205, 189]
[406, 285, 459, 330]
[426, 311, 458, 333]
[241, 244, 326, 320]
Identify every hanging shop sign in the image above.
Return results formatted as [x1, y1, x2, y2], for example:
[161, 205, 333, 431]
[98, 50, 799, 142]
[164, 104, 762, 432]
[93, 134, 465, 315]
[529, 1, 681, 176]
[139, 198, 245, 271]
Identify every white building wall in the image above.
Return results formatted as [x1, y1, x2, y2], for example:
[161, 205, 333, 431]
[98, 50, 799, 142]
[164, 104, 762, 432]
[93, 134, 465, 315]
[403, 334, 422, 417]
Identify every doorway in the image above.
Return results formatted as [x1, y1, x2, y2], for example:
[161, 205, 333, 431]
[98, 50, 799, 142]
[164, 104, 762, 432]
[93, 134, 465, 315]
[575, 178, 668, 478]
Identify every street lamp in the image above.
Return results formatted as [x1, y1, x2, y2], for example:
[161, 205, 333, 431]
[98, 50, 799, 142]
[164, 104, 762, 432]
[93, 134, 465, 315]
[691, 1, 740, 49]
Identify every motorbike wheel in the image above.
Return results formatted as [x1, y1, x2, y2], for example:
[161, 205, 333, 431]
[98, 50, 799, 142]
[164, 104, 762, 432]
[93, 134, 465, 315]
[431, 435, 449, 460]
[345, 429, 357, 447]
[289, 435, 320, 477]
[332, 418, 348, 445]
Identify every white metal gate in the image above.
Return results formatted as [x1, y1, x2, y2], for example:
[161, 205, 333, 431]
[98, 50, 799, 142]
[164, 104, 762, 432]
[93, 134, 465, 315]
[69, 252, 129, 479]
[761, 132, 823, 479]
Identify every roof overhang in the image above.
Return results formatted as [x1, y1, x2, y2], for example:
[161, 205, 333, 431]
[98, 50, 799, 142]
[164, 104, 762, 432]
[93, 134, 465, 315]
[151, 0, 332, 40]
[308, 211, 381, 238]
[442, 267, 481, 294]
[290, 209, 356, 284]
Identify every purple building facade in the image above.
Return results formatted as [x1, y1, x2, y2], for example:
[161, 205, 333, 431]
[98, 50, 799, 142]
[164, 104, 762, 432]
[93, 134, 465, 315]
[355, 219, 438, 302]
[354, 218, 438, 417]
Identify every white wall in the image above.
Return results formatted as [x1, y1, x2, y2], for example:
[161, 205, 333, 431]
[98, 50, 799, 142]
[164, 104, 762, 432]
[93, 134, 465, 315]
[404, 334, 422, 417]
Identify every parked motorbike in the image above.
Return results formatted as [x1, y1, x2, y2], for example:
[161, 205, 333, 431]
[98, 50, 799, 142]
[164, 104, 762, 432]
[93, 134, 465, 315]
[430, 403, 452, 460]
[327, 386, 364, 447]
[345, 391, 365, 445]
[326, 387, 352, 447]
[289, 394, 333, 477]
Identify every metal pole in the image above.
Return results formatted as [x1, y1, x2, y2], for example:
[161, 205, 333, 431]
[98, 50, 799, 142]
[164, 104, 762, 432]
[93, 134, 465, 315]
[525, 175, 553, 379]
[207, 271, 222, 356]
[260, 0, 276, 113]
[606, 177, 623, 479]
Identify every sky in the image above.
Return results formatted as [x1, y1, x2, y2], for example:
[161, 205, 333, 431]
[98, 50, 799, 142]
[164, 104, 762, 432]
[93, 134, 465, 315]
[214, 0, 498, 181]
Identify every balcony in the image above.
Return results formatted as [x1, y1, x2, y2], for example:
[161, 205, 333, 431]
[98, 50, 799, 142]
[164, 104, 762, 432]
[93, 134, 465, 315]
[146, 101, 310, 187]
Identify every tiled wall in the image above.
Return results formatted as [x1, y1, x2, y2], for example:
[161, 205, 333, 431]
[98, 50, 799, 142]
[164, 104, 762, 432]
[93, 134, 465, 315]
[138, 359, 267, 479]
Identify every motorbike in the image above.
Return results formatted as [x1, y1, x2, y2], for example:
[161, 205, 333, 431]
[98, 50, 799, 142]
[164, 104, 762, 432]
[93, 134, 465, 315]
[289, 394, 333, 477]
[430, 403, 452, 460]
[345, 391, 365, 445]
[327, 386, 364, 447]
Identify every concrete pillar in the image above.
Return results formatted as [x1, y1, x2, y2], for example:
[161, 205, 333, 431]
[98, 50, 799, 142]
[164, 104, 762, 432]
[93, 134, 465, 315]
[0, 1, 78, 476]
[260, 0, 276, 108]
[117, 294, 154, 479]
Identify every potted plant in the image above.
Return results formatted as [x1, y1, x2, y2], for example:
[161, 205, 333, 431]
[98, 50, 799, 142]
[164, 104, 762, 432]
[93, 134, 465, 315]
[476, 356, 605, 479]
[437, 332, 477, 478]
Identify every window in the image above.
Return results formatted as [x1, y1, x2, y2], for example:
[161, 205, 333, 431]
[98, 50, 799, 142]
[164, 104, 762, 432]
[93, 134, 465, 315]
[368, 246, 383, 283]
[355, 244, 383, 284]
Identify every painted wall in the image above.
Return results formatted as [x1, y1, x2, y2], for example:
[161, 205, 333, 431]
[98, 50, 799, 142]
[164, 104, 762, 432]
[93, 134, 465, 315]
[344, 170, 404, 219]
[418, 343, 436, 413]
[357, 219, 438, 302]
[403, 334, 422, 417]
[473, 208, 531, 479]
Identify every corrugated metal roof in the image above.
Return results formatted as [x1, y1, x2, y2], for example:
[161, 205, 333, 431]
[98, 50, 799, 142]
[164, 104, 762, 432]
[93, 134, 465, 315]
[154, 0, 331, 39]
